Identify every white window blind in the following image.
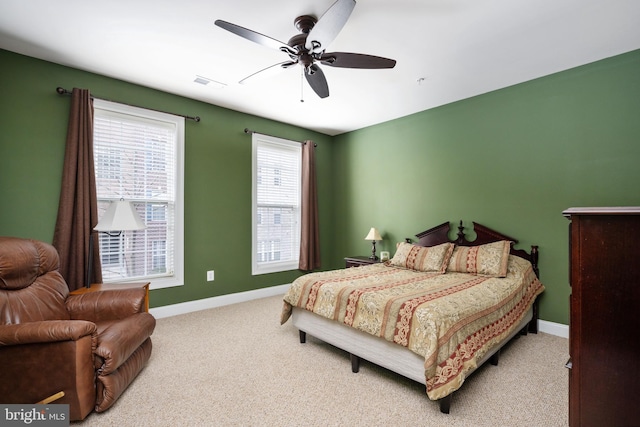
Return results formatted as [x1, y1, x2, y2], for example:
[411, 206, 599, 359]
[93, 99, 184, 289]
[252, 134, 302, 275]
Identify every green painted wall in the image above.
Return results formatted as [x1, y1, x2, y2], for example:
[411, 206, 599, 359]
[332, 49, 640, 325]
[0, 49, 336, 308]
[3, 47, 639, 325]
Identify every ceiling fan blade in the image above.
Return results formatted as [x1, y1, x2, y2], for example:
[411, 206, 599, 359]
[305, 0, 356, 54]
[215, 20, 296, 55]
[239, 61, 297, 85]
[304, 64, 330, 98]
[320, 52, 396, 69]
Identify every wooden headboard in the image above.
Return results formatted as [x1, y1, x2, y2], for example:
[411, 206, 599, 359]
[409, 221, 539, 277]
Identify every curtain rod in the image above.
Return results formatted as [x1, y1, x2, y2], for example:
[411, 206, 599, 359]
[244, 128, 317, 147]
[56, 87, 201, 122]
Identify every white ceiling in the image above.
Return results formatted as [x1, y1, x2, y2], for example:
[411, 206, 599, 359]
[1, 0, 639, 135]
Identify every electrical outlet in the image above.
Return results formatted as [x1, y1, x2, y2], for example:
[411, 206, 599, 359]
[207, 270, 214, 281]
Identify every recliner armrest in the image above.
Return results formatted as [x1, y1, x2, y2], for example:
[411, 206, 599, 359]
[0, 320, 96, 346]
[66, 288, 146, 322]
[0, 328, 97, 421]
[94, 313, 156, 375]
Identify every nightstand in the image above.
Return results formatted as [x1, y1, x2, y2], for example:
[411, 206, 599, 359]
[344, 256, 381, 268]
[70, 282, 150, 312]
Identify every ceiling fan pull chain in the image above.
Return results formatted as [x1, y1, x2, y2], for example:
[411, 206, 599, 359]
[300, 66, 305, 103]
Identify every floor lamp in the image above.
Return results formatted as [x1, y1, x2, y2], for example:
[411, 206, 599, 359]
[86, 200, 147, 288]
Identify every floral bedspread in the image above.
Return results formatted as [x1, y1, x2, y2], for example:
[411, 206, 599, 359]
[281, 255, 544, 400]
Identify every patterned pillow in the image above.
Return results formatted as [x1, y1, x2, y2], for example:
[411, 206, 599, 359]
[387, 242, 454, 273]
[446, 240, 512, 277]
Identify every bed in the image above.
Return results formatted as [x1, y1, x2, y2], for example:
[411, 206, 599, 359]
[281, 221, 544, 413]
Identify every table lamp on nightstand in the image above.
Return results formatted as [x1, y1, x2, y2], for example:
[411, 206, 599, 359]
[364, 227, 382, 260]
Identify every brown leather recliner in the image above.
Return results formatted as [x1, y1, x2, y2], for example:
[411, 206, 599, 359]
[0, 236, 156, 421]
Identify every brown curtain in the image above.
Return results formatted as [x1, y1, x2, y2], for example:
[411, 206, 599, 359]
[52, 88, 102, 291]
[299, 140, 321, 271]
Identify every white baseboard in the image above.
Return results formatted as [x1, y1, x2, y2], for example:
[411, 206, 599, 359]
[538, 320, 569, 339]
[149, 284, 290, 319]
[150, 284, 570, 340]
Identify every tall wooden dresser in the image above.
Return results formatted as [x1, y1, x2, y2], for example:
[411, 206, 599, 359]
[563, 207, 640, 427]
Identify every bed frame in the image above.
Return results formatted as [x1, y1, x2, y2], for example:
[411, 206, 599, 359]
[292, 220, 541, 414]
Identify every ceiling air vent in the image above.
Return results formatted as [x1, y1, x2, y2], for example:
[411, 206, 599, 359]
[193, 75, 227, 89]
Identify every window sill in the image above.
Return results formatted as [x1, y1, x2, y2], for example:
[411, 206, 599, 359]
[104, 275, 183, 290]
[252, 261, 299, 275]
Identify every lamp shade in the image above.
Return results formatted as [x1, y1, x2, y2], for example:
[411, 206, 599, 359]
[364, 227, 382, 241]
[94, 200, 146, 232]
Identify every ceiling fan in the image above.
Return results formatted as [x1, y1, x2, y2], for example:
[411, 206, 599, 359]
[215, 0, 396, 99]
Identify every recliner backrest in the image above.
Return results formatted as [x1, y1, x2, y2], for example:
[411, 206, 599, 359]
[0, 237, 70, 324]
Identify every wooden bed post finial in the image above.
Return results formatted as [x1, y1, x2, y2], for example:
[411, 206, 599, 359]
[456, 220, 465, 244]
[531, 245, 539, 278]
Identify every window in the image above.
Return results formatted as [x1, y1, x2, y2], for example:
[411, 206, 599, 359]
[93, 99, 184, 289]
[252, 133, 301, 275]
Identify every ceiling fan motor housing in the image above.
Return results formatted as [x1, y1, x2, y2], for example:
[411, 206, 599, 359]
[288, 16, 321, 70]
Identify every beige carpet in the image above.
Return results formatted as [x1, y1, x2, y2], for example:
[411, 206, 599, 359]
[76, 295, 569, 426]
